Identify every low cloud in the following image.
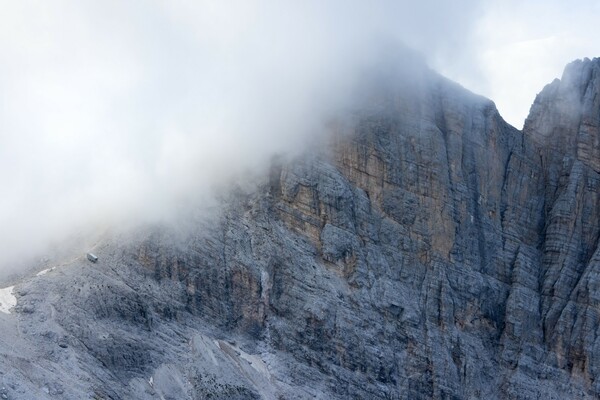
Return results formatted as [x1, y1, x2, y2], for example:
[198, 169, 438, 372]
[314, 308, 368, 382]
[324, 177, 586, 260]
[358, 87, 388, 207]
[1, 0, 597, 273]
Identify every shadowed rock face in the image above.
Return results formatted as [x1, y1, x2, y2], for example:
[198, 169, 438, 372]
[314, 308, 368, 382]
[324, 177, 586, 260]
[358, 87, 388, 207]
[2, 57, 600, 399]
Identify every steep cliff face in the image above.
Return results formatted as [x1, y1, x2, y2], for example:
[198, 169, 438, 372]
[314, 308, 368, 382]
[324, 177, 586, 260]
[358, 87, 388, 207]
[2, 57, 600, 399]
[524, 57, 600, 391]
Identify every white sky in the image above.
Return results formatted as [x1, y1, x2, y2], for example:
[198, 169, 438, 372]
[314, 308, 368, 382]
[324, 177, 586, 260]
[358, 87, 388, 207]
[0, 1, 598, 271]
[438, 0, 600, 128]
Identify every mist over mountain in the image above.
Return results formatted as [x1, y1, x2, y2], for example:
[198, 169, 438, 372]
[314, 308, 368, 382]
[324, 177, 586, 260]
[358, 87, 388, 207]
[3, 2, 600, 399]
[0, 0, 490, 275]
[2, 0, 599, 276]
[1, 47, 600, 398]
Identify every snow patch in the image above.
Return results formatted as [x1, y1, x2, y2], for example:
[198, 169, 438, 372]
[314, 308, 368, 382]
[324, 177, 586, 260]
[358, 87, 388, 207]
[36, 267, 55, 276]
[0, 286, 16, 314]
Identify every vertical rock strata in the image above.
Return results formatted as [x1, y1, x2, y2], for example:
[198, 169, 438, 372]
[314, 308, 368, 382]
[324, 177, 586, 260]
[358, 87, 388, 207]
[6, 57, 600, 399]
[133, 57, 600, 398]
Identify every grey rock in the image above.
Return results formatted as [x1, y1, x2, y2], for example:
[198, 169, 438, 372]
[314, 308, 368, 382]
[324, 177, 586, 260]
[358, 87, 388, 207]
[1, 56, 600, 399]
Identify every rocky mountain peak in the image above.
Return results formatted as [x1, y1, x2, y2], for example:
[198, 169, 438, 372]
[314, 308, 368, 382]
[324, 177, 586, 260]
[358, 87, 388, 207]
[525, 57, 600, 171]
[562, 57, 600, 91]
[2, 56, 600, 399]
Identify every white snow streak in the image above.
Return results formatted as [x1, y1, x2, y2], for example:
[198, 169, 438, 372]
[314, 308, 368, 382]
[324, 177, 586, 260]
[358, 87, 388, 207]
[0, 286, 16, 314]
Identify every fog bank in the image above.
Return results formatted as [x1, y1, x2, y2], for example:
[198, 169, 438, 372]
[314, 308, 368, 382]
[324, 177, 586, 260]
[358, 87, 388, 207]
[3, 0, 597, 272]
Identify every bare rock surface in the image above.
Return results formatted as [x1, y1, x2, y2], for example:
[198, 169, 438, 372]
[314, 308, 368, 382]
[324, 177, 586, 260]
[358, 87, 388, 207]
[1, 57, 600, 399]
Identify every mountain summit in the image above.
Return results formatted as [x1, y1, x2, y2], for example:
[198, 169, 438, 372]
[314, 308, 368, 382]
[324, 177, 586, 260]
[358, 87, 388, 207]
[1, 57, 600, 399]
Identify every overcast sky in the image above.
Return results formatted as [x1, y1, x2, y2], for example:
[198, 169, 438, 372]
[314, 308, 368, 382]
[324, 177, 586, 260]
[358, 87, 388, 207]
[441, 0, 600, 129]
[0, 1, 598, 272]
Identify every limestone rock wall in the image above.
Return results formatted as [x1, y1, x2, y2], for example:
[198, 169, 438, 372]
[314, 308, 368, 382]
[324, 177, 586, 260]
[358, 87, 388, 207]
[124, 58, 600, 398]
[4, 57, 600, 399]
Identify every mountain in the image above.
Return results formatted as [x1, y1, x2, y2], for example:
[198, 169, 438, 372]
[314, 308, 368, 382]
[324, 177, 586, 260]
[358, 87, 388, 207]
[1, 56, 600, 399]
